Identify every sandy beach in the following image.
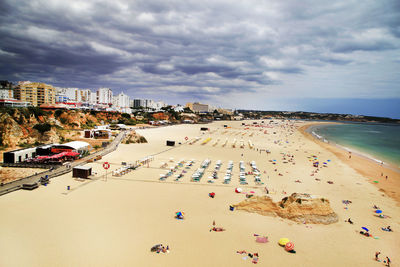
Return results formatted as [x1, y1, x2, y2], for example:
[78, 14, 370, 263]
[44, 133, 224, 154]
[300, 123, 400, 205]
[0, 120, 399, 267]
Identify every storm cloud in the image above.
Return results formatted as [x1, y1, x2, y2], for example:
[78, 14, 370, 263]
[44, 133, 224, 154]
[0, 0, 399, 108]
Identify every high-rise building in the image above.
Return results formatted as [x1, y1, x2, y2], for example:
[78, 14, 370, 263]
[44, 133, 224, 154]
[55, 87, 79, 102]
[96, 88, 113, 105]
[77, 89, 92, 103]
[14, 81, 55, 106]
[89, 91, 97, 104]
[0, 81, 14, 100]
[114, 92, 130, 108]
[133, 99, 145, 108]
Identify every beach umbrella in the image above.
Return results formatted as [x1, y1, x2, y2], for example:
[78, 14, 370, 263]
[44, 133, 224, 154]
[362, 227, 369, 232]
[285, 242, 295, 251]
[278, 238, 290, 246]
[327, 160, 331, 162]
[235, 188, 243, 193]
[375, 210, 382, 214]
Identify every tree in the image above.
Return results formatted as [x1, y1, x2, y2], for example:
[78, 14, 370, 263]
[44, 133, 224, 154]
[121, 113, 131, 119]
[33, 123, 52, 133]
[183, 107, 192, 113]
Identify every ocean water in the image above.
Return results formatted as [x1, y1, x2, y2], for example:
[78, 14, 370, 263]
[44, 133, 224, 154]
[308, 123, 400, 168]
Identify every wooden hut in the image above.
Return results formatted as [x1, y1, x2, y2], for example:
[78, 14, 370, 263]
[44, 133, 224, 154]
[72, 166, 92, 179]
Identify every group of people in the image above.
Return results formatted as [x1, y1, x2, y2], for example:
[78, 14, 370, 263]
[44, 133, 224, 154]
[150, 244, 169, 254]
[236, 250, 259, 264]
[375, 252, 391, 266]
[210, 220, 225, 232]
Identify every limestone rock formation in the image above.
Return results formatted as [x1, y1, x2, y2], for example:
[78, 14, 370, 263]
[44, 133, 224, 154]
[233, 193, 338, 224]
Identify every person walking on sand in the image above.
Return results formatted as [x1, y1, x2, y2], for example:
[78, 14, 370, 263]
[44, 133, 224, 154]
[375, 252, 381, 261]
[386, 256, 391, 266]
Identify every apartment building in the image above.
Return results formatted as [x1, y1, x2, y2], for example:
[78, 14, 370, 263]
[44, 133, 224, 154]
[186, 102, 209, 113]
[96, 87, 113, 105]
[14, 81, 55, 106]
[0, 80, 14, 100]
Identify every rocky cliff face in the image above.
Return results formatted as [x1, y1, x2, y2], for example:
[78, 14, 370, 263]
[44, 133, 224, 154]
[233, 193, 338, 224]
[0, 113, 25, 147]
[0, 109, 134, 149]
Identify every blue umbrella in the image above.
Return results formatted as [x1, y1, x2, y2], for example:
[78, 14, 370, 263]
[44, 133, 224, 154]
[375, 210, 382, 214]
[362, 227, 369, 232]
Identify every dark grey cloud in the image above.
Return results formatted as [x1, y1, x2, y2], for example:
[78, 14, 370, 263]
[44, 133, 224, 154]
[0, 0, 399, 102]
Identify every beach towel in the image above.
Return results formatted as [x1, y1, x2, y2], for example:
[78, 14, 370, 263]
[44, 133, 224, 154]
[256, 236, 268, 243]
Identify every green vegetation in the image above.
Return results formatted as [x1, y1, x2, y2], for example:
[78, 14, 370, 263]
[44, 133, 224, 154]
[18, 142, 35, 148]
[54, 109, 63, 117]
[121, 113, 131, 119]
[69, 122, 79, 128]
[183, 107, 193, 113]
[28, 106, 46, 118]
[138, 136, 147, 143]
[33, 123, 52, 133]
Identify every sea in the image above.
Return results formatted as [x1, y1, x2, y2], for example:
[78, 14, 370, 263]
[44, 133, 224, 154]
[307, 122, 400, 168]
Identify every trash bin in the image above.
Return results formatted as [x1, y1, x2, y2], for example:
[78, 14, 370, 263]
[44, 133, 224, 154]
[229, 205, 234, 211]
[67, 186, 70, 190]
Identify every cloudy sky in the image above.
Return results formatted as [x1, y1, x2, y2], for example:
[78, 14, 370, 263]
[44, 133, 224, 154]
[1, 0, 399, 118]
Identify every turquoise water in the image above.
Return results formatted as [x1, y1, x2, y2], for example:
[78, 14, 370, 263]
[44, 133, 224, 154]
[309, 123, 400, 167]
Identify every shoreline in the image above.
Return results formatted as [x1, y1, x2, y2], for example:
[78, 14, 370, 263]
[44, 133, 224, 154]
[306, 122, 400, 170]
[299, 122, 400, 205]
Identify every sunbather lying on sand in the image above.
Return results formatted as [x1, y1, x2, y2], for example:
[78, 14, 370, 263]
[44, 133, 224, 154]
[210, 227, 225, 232]
[382, 226, 393, 232]
[345, 218, 353, 224]
[359, 231, 371, 237]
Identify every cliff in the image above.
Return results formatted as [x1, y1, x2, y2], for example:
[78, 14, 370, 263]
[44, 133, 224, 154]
[0, 108, 136, 149]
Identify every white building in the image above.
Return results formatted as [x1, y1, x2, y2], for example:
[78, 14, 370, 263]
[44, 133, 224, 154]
[97, 88, 113, 105]
[55, 87, 79, 101]
[174, 105, 184, 112]
[114, 92, 130, 108]
[112, 92, 131, 113]
[0, 81, 13, 99]
[89, 91, 97, 104]
[154, 101, 166, 110]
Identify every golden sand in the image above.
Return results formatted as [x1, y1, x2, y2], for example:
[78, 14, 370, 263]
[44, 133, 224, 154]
[0, 120, 399, 266]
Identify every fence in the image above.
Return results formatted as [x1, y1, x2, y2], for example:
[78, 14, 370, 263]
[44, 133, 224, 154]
[0, 131, 126, 196]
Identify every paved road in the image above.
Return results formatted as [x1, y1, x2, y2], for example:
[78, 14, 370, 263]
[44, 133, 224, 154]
[0, 131, 127, 196]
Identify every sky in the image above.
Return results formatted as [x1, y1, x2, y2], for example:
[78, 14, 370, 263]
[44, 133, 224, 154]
[0, 0, 399, 118]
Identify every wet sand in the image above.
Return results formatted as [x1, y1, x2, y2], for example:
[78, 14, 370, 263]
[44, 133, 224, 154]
[300, 123, 400, 206]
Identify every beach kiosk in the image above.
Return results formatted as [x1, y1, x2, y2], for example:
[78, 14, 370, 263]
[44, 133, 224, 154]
[72, 166, 92, 179]
[166, 140, 175, 146]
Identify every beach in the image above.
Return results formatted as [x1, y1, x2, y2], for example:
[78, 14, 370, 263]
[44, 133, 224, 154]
[0, 120, 399, 266]
[300, 123, 400, 205]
